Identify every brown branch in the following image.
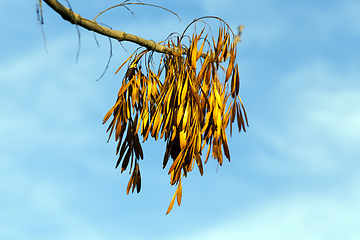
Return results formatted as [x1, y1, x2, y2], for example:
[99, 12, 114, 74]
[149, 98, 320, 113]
[43, 0, 174, 54]
[42, 0, 242, 62]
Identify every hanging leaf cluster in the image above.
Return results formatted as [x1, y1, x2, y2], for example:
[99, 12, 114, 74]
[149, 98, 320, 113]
[103, 18, 248, 214]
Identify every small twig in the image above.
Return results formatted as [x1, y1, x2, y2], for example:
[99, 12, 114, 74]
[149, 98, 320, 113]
[43, 0, 175, 54]
[64, 0, 81, 63]
[92, 2, 181, 22]
[36, 0, 48, 53]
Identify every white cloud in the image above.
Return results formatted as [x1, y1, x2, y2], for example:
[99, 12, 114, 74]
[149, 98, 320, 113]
[250, 60, 360, 175]
[307, 89, 360, 148]
[173, 178, 360, 240]
[197, 0, 360, 50]
[1, 2, 359, 240]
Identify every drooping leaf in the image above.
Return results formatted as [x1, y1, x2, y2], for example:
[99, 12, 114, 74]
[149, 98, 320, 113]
[166, 191, 176, 215]
[176, 180, 182, 206]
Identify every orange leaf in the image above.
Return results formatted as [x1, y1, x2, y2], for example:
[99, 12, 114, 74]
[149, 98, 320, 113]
[115, 52, 135, 74]
[225, 49, 234, 83]
[176, 180, 182, 206]
[166, 192, 176, 215]
[222, 128, 230, 161]
[117, 78, 134, 98]
[191, 39, 197, 69]
[235, 64, 240, 95]
[195, 154, 203, 175]
[239, 95, 249, 127]
[103, 106, 115, 124]
[126, 169, 134, 195]
[168, 150, 183, 175]
[204, 141, 212, 164]
[197, 34, 208, 60]
[231, 67, 236, 97]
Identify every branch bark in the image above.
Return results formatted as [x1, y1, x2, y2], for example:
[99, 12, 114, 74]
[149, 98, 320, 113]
[43, 0, 174, 54]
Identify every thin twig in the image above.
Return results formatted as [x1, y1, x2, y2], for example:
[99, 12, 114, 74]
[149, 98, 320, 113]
[92, 2, 181, 21]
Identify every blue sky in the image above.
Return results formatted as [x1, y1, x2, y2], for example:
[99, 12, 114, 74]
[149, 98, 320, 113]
[1, 0, 359, 239]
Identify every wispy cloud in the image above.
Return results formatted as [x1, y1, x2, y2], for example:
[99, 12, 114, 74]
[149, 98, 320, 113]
[1, 1, 359, 239]
[175, 181, 360, 240]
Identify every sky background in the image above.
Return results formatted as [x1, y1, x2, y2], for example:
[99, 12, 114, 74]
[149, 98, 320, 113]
[1, 0, 359, 239]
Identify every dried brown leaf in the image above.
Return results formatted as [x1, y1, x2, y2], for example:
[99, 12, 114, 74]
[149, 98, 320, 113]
[235, 64, 240, 95]
[239, 96, 249, 127]
[195, 154, 203, 175]
[163, 141, 171, 169]
[197, 34, 208, 60]
[204, 140, 212, 164]
[121, 148, 132, 173]
[225, 50, 234, 83]
[168, 149, 183, 174]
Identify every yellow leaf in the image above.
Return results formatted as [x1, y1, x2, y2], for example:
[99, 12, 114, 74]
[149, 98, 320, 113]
[151, 79, 158, 97]
[197, 34, 208, 60]
[214, 87, 223, 110]
[222, 35, 229, 62]
[196, 131, 201, 154]
[126, 96, 131, 119]
[215, 28, 223, 61]
[142, 120, 151, 142]
[115, 52, 135, 74]
[176, 180, 182, 206]
[191, 39, 197, 69]
[231, 67, 236, 97]
[118, 78, 133, 98]
[168, 149, 183, 174]
[219, 34, 228, 62]
[147, 79, 152, 100]
[103, 105, 115, 124]
[115, 117, 122, 141]
[164, 111, 172, 132]
[164, 85, 174, 113]
[115, 123, 126, 154]
[126, 167, 135, 195]
[154, 114, 163, 141]
[182, 102, 190, 129]
[171, 126, 177, 141]
[177, 102, 184, 127]
[225, 51, 234, 83]
[135, 112, 141, 135]
[179, 130, 187, 149]
[204, 141, 212, 164]
[188, 78, 201, 107]
[166, 192, 176, 215]
[201, 110, 212, 134]
[181, 78, 188, 101]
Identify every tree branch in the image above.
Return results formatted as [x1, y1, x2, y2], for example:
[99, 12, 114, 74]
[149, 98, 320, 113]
[43, 0, 174, 54]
